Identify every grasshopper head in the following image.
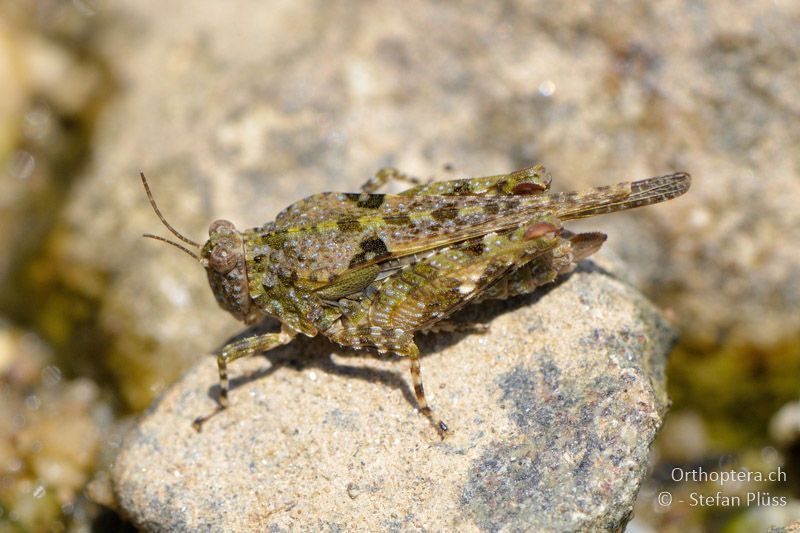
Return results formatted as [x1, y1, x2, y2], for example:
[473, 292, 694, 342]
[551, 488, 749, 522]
[201, 219, 258, 323]
[140, 172, 258, 324]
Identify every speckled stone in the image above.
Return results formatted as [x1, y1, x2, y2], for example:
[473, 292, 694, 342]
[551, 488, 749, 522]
[113, 262, 674, 532]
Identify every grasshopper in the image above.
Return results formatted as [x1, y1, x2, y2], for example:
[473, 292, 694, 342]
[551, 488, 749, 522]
[141, 164, 690, 434]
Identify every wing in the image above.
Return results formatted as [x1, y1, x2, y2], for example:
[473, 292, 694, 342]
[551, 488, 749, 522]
[248, 191, 562, 288]
[244, 171, 689, 292]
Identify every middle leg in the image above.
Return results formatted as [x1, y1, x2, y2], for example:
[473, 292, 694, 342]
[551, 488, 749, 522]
[360, 167, 423, 193]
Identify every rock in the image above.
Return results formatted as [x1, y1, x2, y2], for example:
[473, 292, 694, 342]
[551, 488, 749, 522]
[737, 503, 800, 533]
[769, 518, 800, 533]
[113, 263, 675, 531]
[0, 320, 113, 532]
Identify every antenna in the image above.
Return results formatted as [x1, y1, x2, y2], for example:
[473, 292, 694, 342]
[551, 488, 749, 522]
[142, 233, 202, 262]
[140, 172, 200, 247]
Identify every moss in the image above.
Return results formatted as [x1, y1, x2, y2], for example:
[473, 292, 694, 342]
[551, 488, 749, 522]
[668, 335, 800, 449]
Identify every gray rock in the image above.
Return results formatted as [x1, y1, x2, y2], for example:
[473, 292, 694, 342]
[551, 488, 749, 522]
[113, 264, 675, 532]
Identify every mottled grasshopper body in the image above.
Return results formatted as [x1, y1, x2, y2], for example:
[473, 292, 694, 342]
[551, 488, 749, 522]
[141, 165, 690, 434]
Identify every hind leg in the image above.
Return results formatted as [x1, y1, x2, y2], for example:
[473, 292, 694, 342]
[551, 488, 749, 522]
[407, 343, 448, 435]
[398, 164, 552, 197]
[362, 164, 553, 196]
[476, 232, 607, 302]
[328, 221, 564, 435]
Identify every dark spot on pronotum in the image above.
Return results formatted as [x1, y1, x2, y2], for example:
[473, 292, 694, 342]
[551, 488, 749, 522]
[360, 237, 389, 256]
[349, 237, 390, 267]
[337, 215, 362, 232]
[263, 230, 288, 249]
[349, 193, 385, 209]
[453, 181, 471, 194]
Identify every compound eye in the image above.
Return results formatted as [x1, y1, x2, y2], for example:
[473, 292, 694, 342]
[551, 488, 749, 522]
[210, 245, 237, 273]
[209, 219, 236, 236]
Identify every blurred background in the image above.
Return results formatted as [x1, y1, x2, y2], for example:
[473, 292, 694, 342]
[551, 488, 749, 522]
[1, 1, 799, 531]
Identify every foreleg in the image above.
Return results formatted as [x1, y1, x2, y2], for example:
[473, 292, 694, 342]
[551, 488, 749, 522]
[193, 325, 296, 431]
